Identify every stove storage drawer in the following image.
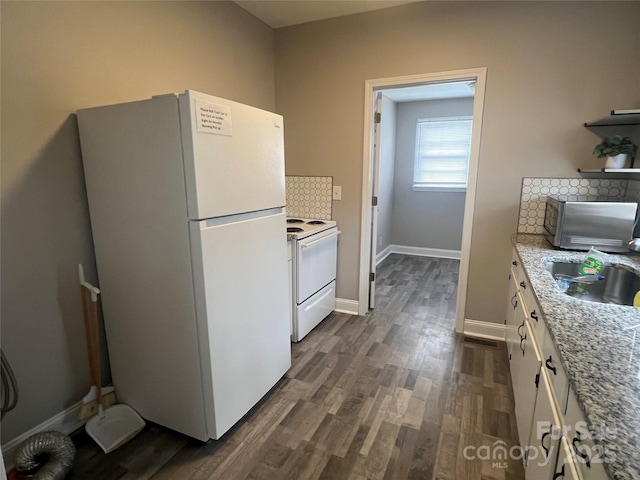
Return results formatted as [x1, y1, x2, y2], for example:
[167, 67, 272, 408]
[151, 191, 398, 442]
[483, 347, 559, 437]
[295, 227, 338, 304]
[295, 281, 336, 341]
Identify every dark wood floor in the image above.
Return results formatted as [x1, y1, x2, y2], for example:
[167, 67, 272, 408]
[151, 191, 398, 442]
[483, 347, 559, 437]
[64, 254, 523, 480]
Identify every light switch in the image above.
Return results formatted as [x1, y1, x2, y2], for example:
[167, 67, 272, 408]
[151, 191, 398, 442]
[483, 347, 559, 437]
[333, 186, 342, 201]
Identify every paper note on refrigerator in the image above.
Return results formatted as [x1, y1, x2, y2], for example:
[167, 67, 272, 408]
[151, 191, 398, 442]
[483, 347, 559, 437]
[196, 100, 232, 136]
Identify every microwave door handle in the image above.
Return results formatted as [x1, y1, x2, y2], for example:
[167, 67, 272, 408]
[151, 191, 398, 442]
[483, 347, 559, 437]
[301, 231, 341, 248]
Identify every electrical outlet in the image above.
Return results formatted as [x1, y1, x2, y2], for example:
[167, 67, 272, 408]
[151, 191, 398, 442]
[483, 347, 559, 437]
[333, 186, 342, 201]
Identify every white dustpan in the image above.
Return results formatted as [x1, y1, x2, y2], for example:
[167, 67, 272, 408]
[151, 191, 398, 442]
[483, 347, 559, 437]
[86, 404, 145, 453]
[78, 263, 145, 453]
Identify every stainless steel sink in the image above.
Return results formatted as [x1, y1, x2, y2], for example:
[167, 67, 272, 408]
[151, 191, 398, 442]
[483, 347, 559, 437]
[544, 261, 640, 306]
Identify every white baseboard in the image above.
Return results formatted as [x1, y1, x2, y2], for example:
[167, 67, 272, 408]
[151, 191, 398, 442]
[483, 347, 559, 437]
[376, 245, 392, 265]
[2, 401, 86, 471]
[334, 298, 359, 315]
[379, 244, 461, 261]
[463, 319, 506, 342]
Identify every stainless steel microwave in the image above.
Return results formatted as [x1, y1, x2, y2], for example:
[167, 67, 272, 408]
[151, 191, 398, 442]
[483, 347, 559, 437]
[543, 195, 638, 253]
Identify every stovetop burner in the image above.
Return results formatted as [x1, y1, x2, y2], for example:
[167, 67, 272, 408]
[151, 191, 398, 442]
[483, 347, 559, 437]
[286, 217, 337, 240]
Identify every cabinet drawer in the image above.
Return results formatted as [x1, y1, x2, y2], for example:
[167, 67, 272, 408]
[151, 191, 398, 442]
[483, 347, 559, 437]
[563, 391, 610, 480]
[522, 285, 545, 343]
[510, 248, 521, 272]
[541, 327, 569, 415]
[511, 249, 526, 285]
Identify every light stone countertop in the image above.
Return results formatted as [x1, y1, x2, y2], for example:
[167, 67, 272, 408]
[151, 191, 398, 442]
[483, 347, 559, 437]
[512, 234, 640, 480]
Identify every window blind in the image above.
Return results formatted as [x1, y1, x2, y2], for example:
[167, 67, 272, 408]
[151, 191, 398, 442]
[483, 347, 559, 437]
[414, 116, 472, 188]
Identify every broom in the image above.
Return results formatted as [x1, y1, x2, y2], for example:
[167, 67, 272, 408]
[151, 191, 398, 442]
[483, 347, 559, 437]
[78, 264, 116, 419]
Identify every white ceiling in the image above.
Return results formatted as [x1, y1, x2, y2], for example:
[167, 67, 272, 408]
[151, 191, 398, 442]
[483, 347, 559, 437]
[233, 0, 420, 29]
[382, 81, 475, 103]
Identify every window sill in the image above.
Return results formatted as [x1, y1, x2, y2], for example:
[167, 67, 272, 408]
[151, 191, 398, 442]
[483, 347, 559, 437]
[412, 184, 467, 193]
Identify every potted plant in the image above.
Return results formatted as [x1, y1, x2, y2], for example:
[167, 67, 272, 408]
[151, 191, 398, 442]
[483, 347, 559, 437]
[592, 135, 638, 169]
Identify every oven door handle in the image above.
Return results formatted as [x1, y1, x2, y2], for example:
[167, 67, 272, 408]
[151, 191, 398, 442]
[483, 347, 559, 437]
[300, 230, 341, 248]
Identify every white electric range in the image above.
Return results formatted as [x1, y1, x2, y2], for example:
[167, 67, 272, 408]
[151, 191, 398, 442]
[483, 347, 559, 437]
[286, 218, 339, 342]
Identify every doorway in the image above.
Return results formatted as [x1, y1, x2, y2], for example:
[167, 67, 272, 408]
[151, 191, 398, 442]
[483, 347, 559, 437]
[358, 68, 487, 333]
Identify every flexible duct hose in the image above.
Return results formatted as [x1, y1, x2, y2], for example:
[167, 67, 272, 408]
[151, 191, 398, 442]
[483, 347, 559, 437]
[14, 431, 75, 480]
[1, 349, 18, 419]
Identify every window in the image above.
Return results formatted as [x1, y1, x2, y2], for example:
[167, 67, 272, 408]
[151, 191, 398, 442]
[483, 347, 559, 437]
[413, 116, 472, 191]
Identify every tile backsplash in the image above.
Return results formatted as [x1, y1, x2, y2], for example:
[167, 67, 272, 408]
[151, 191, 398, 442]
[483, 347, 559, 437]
[517, 177, 638, 234]
[626, 179, 640, 204]
[285, 176, 333, 220]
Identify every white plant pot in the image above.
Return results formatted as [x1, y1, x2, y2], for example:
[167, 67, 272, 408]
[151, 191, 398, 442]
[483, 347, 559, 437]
[605, 153, 627, 169]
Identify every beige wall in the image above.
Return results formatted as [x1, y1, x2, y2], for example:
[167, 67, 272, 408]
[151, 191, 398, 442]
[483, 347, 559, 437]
[275, 1, 640, 318]
[1, 1, 274, 443]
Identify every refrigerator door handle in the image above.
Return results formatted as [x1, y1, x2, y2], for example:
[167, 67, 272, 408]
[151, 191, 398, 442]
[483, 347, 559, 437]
[196, 207, 285, 229]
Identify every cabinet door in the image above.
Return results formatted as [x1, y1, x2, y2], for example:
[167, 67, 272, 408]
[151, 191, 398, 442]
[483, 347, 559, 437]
[525, 371, 561, 479]
[512, 317, 542, 452]
[505, 271, 520, 359]
[552, 437, 582, 480]
[541, 327, 569, 415]
[523, 283, 545, 344]
[563, 391, 610, 480]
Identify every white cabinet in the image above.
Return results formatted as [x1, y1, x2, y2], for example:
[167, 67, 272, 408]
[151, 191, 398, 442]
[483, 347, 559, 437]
[523, 279, 545, 344]
[525, 371, 561, 479]
[506, 251, 542, 457]
[506, 250, 530, 362]
[511, 316, 542, 453]
[541, 327, 569, 415]
[553, 437, 582, 480]
[563, 390, 609, 480]
[505, 271, 520, 360]
[506, 247, 611, 480]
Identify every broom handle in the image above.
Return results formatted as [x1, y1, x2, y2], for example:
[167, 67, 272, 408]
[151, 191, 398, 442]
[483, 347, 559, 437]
[90, 294, 102, 406]
[79, 265, 103, 404]
[80, 285, 99, 395]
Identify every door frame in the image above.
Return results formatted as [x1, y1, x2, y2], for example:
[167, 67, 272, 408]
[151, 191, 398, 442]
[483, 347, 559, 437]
[357, 67, 487, 334]
[368, 92, 383, 310]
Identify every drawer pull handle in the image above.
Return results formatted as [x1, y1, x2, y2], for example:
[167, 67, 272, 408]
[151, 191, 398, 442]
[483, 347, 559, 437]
[545, 356, 557, 375]
[517, 321, 525, 338]
[530, 310, 538, 322]
[520, 281, 527, 289]
[511, 294, 518, 308]
[553, 465, 565, 479]
[571, 433, 591, 468]
[541, 429, 551, 457]
[519, 329, 527, 354]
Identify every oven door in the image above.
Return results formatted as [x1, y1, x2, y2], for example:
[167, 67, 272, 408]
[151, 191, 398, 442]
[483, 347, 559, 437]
[295, 227, 339, 304]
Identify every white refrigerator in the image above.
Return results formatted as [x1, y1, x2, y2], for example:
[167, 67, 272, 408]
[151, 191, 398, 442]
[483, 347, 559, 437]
[76, 90, 291, 441]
